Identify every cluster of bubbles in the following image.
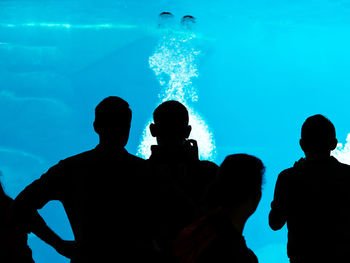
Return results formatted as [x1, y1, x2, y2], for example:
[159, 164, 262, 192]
[149, 19, 199, 102]
[137, 12, 216, 160]
[332, 134, 350, 165]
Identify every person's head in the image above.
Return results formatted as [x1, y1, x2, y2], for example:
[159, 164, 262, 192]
[158, 12, 175, 28]
[181, 15, 196, 30]
[150, 100, 191, 147]
[207, 154, 265, 217]
[93, 96, 132, 147]
[300, 114, 337, 158]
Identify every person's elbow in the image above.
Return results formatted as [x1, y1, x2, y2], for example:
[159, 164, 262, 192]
[269, 209, 286, 231]
[11, 195, 38, 232]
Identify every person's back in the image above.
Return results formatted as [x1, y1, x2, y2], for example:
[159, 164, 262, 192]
[13, 97, 154, 262]
[147, 101, 218, 260]
[269, 115, 350, 262]
[148, 145, 217, 217]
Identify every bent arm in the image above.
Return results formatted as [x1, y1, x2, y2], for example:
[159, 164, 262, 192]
[12, 162, 76, 258]
[30, 212, 76, 259]
[269, 172, 289, 231]
[269, 207, 286, 231]
[12, 163, 63, 231]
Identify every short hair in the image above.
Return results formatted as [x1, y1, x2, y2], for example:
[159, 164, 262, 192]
[207, 154, 265, 209]
[153, 100, 189, 130]
[95, 96, 132, 128]
[301, 114, 336, 151]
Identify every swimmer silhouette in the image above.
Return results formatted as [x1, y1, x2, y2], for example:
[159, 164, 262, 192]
[160, 11, 173, 16]
[158, 12, 175, 28]
[181, 15, 196, 30]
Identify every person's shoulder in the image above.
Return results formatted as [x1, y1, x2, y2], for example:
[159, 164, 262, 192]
[248, 248, 259, 263]
[333, 158, 350, 177]
[197, 160, 219, 181]
[274, 167, 298, 187]
[52, 149, 97, 169]
[336, 158, 350, 170]
[61, 149, 96, 162]
[199, 160, 219, 169]
[198, 160, 219, 174]
[126, 152, 146, 163]
[0, 195, 13, 209]
[278, 167, 295, 178]
[125, 152, 147, 172]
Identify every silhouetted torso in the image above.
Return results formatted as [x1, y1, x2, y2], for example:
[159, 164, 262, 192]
[148, 145, 218, 261]
[271, 156, 350, 261]
[174, 209, 258, 263]
[15, 145, 153, 262]
[0, 195, 34, 263]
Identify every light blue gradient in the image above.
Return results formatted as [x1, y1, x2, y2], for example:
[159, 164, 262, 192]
[1, 1, 350, 262]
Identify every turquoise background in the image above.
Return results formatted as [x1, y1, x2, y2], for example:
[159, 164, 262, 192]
[1, 1, 350, 262]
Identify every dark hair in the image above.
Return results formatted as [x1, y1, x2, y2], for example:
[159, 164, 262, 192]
[207, 154, 265, 209]
[94, 97, 132, 146]
[153, 100, 189, 130]
[95, 96, 132, 128]
[301, 114, 336, 151]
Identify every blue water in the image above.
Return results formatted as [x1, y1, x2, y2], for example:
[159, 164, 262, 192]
[1, 1, 350, 262]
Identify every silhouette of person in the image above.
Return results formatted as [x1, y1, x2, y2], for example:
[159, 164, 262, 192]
[158, 11, 175, 28]
[181, 15, 196, 30]
[269, 114, 350, 263]
[174, 154, 264, 263]
[0, 179, 35, 263]
[1, 173, 76, 262]
[148, 100, 218, 261]
[13, 97, 154, 262]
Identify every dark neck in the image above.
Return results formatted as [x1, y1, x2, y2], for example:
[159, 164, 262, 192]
[225, 207, 250, 234]
[305, 152, 331, 161]
[98, 138, 124, 149]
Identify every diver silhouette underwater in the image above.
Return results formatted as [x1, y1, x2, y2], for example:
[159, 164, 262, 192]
[158, 11, 196, 29]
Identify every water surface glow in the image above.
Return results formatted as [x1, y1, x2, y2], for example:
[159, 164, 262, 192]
[0, 22, 138, 29]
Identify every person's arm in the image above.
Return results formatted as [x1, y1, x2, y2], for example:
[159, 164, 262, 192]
[269, 171, 289, 231]
[12, 161, 77, 258]
[29, 211, 77, 259]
